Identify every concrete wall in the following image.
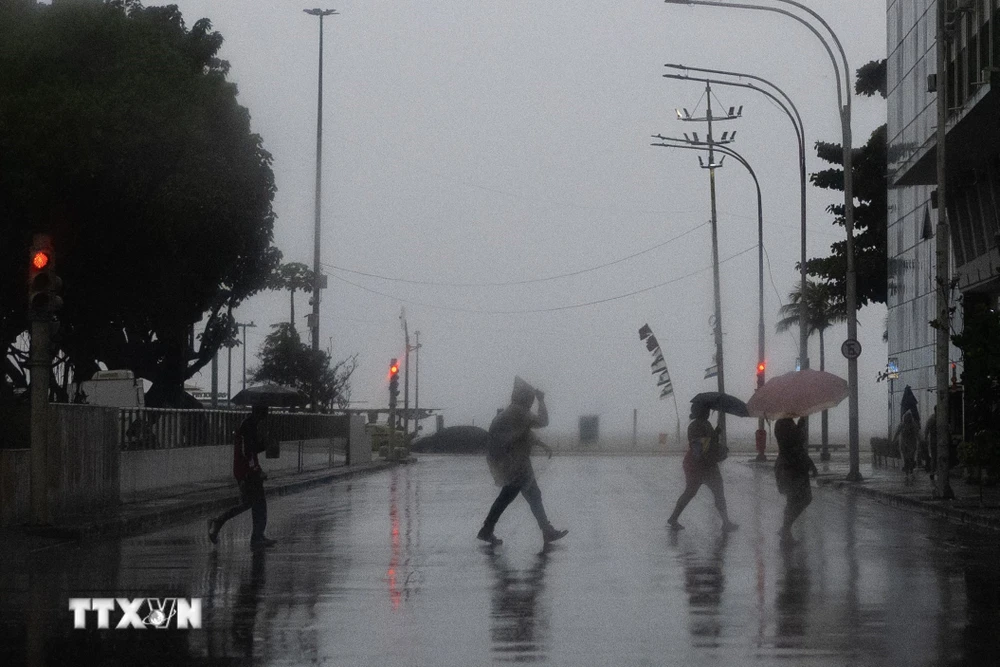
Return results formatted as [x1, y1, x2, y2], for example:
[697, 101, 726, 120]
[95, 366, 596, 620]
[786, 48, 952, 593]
[120, 438, 342, 499]
[0, 405, 120, 526]
[48, 405, 120, 517]
[0, 449, 30, 526]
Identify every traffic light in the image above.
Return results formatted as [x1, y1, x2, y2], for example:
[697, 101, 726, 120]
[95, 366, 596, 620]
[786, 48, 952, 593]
[388, 358, 400, 399]
[28, 233, 63, 316]
[756, 360, 766, 388]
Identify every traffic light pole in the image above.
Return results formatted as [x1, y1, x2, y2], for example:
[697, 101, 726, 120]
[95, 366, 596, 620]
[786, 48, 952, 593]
[29, 318, 51, 525]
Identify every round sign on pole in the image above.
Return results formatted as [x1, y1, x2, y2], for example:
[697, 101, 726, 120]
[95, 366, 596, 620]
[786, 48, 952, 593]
[841, 338, 862, 360]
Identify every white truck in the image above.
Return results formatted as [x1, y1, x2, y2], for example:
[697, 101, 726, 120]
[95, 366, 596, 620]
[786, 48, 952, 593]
[74, 369, 144, 408]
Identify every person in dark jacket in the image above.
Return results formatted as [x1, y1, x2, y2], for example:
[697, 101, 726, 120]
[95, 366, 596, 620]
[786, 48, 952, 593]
[208, 406, 277, 549]
[900, 385, 920, 428]
[478, 377, 568, 546]
[774, 417, 818, 544]
[667, 403, 739, 532]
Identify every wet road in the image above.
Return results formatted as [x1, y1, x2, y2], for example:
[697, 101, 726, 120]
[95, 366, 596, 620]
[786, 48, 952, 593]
[3, 455, 999, 666]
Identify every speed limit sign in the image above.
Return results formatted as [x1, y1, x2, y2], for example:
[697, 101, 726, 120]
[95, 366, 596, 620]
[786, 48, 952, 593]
[841, 338, 862, 359]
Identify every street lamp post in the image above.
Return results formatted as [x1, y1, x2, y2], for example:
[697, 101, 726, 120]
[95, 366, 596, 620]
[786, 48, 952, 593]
[663, 0, 862, 481]
[651, 137, 765, 441]
[303, 8, 338, 356]
[663, 65, 826, 456]
[674, 82, 742, 447]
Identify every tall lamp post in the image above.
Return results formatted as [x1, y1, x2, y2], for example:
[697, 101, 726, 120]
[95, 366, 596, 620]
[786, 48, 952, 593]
[303, 8, 338, 355]
[651, 137, 766, 441]
[663, 0, 862, 481]
[663, 65, 831, 457]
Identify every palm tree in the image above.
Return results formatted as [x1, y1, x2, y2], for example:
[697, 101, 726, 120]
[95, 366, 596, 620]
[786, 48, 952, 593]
[776, 280, 847, 455]
[266, 262, 316, 329]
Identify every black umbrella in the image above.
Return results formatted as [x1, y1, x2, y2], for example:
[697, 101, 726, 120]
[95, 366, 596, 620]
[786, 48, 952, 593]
[231, 383, 307, 407]
[690, 391, 750, 418]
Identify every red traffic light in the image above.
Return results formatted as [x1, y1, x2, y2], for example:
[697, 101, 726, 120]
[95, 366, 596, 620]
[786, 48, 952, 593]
[31, 251, 50, 270]
[390, 364, 398, 375]
[756, 362, 765, 374]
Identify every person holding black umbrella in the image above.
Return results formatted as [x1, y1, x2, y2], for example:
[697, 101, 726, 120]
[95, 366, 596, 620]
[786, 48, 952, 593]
[667, 401, 739, 532]
[208, 405, 277, 549]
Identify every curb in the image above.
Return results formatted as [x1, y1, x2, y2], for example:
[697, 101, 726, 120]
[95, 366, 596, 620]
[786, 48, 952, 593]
[815, 477, 1000, 532]
[23, 460, 398, 542]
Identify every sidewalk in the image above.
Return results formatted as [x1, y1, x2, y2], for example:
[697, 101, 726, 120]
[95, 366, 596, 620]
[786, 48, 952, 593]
[9, 460, 397, 544]
[750, 450, 1000, 532]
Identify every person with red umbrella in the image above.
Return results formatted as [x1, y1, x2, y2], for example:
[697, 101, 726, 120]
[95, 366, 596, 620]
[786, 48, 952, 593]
[667, 400, 740, 533]
[774, 417, 818, 544]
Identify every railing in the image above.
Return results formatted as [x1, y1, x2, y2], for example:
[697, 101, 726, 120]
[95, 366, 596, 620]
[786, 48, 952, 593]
[118, 408, 352, 451]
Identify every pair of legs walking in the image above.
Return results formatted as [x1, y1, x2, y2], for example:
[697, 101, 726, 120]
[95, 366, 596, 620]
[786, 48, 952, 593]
[208, 476, 275, 548]
[779, 480, 812, 543]
[667, 464, 738, 531]
[479, 476, 567, 545]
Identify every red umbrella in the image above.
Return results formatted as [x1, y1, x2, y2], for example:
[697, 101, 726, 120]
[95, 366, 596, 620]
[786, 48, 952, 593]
[747, 369, 848, 420]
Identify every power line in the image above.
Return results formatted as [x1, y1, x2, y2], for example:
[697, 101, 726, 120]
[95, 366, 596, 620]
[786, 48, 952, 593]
[321, 220, 709, 288]
[328, 245, 757, 315]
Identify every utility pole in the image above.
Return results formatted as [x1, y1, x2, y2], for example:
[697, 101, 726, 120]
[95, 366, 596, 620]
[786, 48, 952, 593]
[303, 8, 338, 356]
[934, 0, 955, 499]
[675, 82, 742, 447]
[414, 331, 422, 436]
[402, 317, 410, 438]
[237, 321, 256, 391]
[210, 352, 218, 408]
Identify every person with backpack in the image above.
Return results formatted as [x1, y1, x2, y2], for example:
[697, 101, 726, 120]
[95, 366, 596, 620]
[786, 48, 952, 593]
[208, 405, 277, 549]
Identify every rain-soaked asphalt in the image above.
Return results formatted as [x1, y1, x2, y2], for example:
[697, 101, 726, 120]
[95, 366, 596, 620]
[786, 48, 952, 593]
[2, 454, 999, 666]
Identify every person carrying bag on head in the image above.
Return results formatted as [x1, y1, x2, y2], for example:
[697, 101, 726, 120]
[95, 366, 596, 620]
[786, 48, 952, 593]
[477, 377, 568, 546]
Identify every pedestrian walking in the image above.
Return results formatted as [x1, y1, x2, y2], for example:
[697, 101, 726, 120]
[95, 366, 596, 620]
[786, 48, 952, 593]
[924, 405, 938, 476]
[208, 406, 277, 549]
[478, 377, 568, 546]
[774, 417, 818, 544]
[900, 385, 920, 426]
[667, 403, 739, 532]
[893, 409, 920, 482]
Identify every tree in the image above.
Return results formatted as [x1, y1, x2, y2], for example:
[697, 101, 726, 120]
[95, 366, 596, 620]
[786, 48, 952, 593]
[267, 263, 316, 328]
[0, 0, 280, 406]
[776, 280, 847, 449]
[804, 59, 887, 310]
[250, 323, 357, 411]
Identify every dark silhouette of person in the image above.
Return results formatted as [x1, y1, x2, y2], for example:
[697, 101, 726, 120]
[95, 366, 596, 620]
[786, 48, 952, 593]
[667, 403, 738, 532]
[208, 405, 277, 549]
[478, 377, 567, 546]
[774, 417, 818, 543]
[900, 385, 920, 427]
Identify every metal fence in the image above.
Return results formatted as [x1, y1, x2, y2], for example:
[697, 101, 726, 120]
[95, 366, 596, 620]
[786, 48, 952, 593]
[118, 408, 353, 451]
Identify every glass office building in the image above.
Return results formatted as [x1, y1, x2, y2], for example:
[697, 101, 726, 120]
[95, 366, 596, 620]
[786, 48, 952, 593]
[886, 1, 1000, 436]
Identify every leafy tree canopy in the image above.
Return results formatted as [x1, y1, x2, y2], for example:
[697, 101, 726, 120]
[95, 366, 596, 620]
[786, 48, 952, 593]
[0, 0, 281, 405]
[803, 59, 887, 310]
[250, 323, 357, 412]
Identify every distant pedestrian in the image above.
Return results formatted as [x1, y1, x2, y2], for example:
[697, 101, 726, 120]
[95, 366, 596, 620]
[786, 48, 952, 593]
[924, 405, 938, 476]
[900, 385, 920, 428]
[893, 409, 920, 481]
[208, 405, 277, 549]
[478, 377, 568, 546]
[774, 417, 818, 544]
[667, 403, 739, 532]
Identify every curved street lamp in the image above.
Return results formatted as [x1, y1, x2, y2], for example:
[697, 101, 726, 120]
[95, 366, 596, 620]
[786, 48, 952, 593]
[650, 135, 766, 449]
[663, 0, 862, 481]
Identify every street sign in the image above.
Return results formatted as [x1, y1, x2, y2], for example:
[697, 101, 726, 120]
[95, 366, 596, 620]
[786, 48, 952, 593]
[841, 338, 862, 360]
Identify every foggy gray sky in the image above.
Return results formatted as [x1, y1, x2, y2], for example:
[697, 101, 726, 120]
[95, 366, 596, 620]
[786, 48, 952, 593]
[166, 0, 888, 444]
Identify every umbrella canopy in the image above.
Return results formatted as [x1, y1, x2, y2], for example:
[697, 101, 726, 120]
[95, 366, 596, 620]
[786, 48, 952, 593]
[231, 383, 307, 407]
[747, 369, 848, 419]
[690, 391, 750, 417]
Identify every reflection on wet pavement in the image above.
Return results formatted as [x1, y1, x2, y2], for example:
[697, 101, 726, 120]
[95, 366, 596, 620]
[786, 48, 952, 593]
[488, 545, 550, 662]
[2, 455, 999, 666]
